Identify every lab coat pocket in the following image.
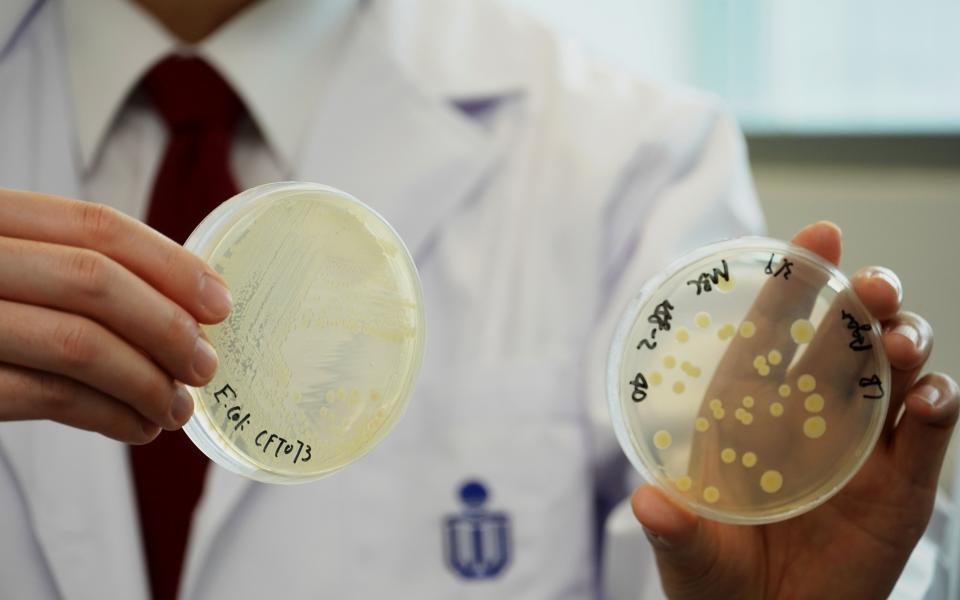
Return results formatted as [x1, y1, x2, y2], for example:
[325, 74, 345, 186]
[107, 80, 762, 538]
[318, 356, 598, 597]
[421, 355, 596, 591]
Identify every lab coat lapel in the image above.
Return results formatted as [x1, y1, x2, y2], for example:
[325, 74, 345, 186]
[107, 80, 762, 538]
[293, 12, 504, 260]
[0, 4, 150, 599]
[0, 424, 151, 600]
[180, 14, 506, 593]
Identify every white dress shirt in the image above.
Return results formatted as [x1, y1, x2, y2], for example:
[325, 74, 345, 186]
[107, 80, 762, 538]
[61, 0, 360, 221]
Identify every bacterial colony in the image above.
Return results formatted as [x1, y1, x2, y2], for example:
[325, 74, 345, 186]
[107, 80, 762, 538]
[184, 183, 424, 483]
[610, 239, 889, 523]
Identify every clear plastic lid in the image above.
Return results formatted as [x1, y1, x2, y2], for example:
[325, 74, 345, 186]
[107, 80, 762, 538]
[608, 237, 890, 523]
[182, 182, 425, 483]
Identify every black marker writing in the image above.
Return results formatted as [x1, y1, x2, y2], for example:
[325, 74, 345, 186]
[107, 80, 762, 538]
[686, 259, 729, 295]
[256, 430, 312, 463]
[841, 310, 873, 352]
[629, 372, 648, 402]
[765, 253, 794, 279]
[636, 300, 675, 350]
[214, 383, 237, 404]
[859, 374, 884, 399]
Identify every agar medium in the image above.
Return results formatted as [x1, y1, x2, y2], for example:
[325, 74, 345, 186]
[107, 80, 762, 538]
[607, 237, 890, 524]
[182, 182, 425, 483]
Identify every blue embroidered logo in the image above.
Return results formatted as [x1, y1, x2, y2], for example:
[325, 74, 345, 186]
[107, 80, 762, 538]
[443, 480, 511, 580]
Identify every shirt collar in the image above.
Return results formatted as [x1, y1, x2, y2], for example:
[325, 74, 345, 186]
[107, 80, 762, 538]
[62, 0, 361, 172]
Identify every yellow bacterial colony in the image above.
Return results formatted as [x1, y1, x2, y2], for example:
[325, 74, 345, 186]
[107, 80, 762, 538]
[640, 310, 844, 514]
[804, 417, 827, 439]
[615, 241, 889, 525]
[695, 312, 711, 328]
[760, 470, 784, 493]
[791, 319, 815, 344]
[654, 430, 673, 449]
[798, 375, 817, 393]
[804, 394, 825, 413]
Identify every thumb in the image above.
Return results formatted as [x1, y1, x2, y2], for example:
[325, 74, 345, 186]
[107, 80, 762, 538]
[631, 485, 726, 597]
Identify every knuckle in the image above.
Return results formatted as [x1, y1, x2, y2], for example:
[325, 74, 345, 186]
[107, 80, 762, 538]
[76, 202, 120, 246]
[36, 372, 77, 415]
[109, 412, 154, 445]
[140, 375, 175, 420]
[61, 249, 111, 299]
[165, 306, 198, 350]
[130, 421, 161, 444]
[52, 319, 98, 368]
[158, 244, 184, 287]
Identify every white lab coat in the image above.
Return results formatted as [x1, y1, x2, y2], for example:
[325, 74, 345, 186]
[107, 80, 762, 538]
[1, 1, 938, 599]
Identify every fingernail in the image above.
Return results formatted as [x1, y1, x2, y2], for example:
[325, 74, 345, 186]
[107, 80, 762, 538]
[193, 336, 219, 380]
[199, 273, 232, 319]
[892, 323, 920, 347]
[864, 266, 903, 304]
[171, 385, 194, 425]
[911, 384, 941, 408]
[643, 527, 672, 549]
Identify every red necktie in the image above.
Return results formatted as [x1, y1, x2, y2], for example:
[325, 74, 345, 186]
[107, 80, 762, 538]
[129, 55, 244, 600]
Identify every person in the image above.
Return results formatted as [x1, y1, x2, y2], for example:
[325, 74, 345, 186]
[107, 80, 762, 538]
[0, 0, 955, 598]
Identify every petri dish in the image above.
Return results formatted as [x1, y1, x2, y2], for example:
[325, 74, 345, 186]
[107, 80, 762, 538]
[607, 237, 889, 524]
[182, 182, 425, 484]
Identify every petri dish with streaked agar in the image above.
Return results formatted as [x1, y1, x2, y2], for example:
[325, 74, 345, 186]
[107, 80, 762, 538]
[181, 182, 425, 484]
[607, 237, 889, 524]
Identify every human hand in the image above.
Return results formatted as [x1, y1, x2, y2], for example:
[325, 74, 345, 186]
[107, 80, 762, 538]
[632, 221, 959, 599]
[0, 188, 232, 443]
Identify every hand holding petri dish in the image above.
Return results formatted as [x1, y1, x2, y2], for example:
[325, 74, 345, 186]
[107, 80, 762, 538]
[608, 238, 890, 524]
[182, 182, 425, 484]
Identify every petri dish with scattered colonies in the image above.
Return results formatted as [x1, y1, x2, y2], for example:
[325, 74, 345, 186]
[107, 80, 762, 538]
[182, 182, 425, 484]
[607, 237, 890, 524]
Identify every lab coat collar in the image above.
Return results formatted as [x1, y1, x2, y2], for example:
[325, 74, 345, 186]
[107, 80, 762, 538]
[178, 12, 510, 598]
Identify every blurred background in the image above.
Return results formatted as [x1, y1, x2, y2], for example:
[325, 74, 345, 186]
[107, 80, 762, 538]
[506, 0, 960, 497]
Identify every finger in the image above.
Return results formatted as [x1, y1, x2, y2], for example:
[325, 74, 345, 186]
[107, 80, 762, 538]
[0, 363, 161, 444]
[881, 312, 934, 435]
[0, 236, 218, 386]
[784, 260, 899, 412]
[0, 190, 231, 323]
[631, 485, 722, 590]
[850, 266, 902, 322]
[791, 220, 842, 267]
[0, 299, 194, 430]
[890, 373, 960, 490]
[730, 222, 843, 364]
